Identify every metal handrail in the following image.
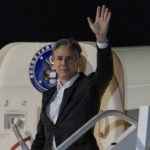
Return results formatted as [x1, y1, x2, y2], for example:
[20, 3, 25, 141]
[56, 110, 138, 150]
[12, 121, 29, 150]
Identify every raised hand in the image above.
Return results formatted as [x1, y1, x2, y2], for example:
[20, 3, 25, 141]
[87, 5, 111, 43]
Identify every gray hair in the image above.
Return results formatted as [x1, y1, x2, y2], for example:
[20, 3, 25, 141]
[53, 38, 82, 59]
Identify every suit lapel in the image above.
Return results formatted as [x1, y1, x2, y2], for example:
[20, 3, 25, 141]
[42, 86, 57, 125]
[56, 73, 85, 123]
[43, 86, 57, 106]
[56, 87, 74, 123]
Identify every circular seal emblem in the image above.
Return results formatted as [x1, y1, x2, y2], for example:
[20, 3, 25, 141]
[29, 44, 57, 93]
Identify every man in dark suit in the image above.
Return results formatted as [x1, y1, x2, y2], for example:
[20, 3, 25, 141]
[31, 5, 113, 150]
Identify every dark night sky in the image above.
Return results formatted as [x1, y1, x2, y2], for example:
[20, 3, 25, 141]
[1, 0, 150, 49]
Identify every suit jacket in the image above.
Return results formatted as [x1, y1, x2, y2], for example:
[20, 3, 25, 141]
[31, 45, 114, 150]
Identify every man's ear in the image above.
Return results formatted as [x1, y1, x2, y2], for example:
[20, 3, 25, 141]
[50, 55, 54, 65]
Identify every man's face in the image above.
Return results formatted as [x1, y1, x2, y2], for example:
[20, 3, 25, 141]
[53, 45, 80, 82]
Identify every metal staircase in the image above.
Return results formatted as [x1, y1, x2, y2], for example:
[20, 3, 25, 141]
[12, 106, 150, 150]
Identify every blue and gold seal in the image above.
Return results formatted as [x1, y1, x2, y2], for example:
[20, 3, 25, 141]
[29, 44, 57, 93]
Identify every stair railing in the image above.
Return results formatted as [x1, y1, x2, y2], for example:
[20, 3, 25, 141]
[56, 110, 137, 150]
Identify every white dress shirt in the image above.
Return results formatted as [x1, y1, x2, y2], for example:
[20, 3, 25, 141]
[45, 41, 108, 149]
